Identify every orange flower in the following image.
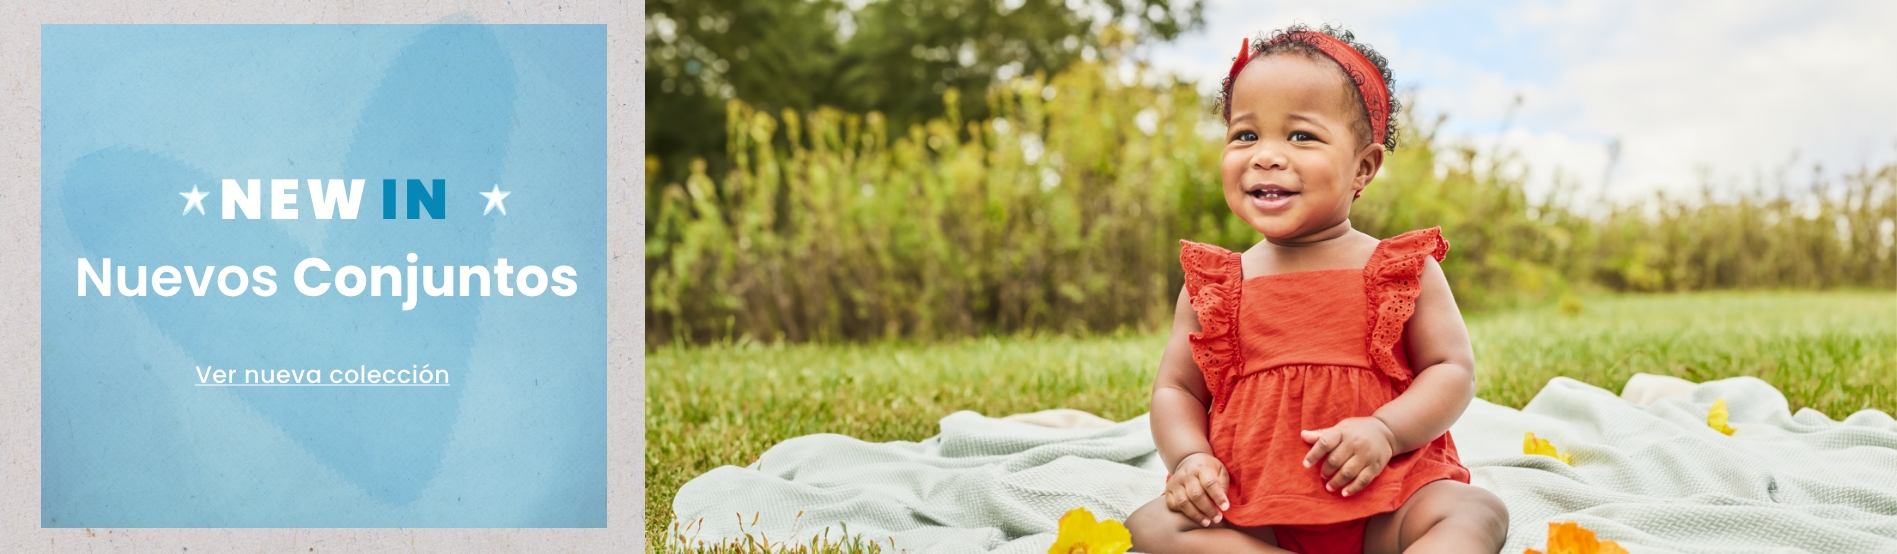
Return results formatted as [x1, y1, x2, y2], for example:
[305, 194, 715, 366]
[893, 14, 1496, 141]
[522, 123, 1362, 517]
[1524, 521, 1628, 554]
[1708, 398, 1737, 435]
[1524, 432, 1573, 465]
[1048, 507, 1131, 554]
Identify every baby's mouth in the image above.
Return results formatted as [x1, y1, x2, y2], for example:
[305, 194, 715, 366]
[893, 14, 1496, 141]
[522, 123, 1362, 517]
[1246, 185, 1299, 212]
[1247, 186, 1299, 200]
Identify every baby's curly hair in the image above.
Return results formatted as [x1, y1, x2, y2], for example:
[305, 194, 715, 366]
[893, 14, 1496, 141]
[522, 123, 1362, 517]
[1217, 23, 1401, 152]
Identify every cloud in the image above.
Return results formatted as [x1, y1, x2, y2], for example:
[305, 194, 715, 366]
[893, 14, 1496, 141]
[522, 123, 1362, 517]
[1145, 0, 1897, 202]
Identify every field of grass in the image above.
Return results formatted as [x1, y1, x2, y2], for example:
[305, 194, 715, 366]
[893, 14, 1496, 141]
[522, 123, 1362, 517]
[1469, 291, 1895, 415]
[646, 290, 1896, 550]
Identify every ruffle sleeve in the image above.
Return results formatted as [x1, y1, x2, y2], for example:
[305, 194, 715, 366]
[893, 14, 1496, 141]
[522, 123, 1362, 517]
[1179, 240, 1243, 411]
[1361, 228, 1450, 391]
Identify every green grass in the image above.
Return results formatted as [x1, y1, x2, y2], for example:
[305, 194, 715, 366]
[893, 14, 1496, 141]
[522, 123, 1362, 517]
[646, 331, 1161, 550]
[1470, 291, 1896, 414]
[646, 290, 1897, 550]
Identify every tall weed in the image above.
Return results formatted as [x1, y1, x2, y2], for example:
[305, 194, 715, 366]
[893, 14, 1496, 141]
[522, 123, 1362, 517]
[646, 59, 1896, 345]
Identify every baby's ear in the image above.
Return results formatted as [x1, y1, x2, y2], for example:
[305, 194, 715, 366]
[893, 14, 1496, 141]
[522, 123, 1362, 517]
[1355, 142, 1385, 186]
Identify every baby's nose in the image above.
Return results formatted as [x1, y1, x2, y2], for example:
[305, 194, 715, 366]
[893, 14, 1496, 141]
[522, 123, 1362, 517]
[1250, 145, 1289, 170]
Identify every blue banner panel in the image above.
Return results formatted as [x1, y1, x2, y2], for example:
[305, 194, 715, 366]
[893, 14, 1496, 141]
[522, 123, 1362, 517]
[42, 24, 606, 527]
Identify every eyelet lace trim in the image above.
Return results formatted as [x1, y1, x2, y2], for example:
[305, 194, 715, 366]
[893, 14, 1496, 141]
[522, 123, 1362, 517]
[1180, 240, 1242, 411]
[1362, 227, 1450, 392]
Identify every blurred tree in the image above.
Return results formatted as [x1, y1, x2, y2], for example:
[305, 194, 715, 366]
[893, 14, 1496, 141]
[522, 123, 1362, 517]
[645, 0, 1203, 191]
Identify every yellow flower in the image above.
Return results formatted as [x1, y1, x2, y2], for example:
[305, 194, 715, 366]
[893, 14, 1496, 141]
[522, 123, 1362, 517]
[1523, 521, 1628, 554]
[1048, 507, 1132, 554]
[1524, 432, 1573, 465]
[1708, 398, 1737, 435]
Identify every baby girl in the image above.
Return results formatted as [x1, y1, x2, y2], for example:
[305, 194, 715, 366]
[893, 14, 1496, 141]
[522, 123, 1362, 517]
[1125, 25, 1509, 554]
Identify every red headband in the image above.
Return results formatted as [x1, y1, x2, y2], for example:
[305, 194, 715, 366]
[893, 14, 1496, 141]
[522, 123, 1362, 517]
[1227, 32, 1391, 147]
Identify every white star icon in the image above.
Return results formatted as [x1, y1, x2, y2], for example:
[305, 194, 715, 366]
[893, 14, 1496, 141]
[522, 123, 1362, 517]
[480, 184, 511, 216]
[180, 185, 209, 215]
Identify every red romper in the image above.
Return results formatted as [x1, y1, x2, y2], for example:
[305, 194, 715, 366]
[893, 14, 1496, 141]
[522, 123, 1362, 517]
[1179, 228, 1471, 554]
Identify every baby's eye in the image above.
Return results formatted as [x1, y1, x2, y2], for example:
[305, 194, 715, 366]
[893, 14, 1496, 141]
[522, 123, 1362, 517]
[1232, 130, 1258, 142]
[1289, 131, 1316, 142]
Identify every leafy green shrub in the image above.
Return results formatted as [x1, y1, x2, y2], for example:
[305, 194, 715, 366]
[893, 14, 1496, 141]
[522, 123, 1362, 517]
[646, 58, 1896, 345]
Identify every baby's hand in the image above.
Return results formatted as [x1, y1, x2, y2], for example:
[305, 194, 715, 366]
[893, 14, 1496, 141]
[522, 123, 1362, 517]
[1163, 452, 1230, 528]
[1300, 417, 1397, 497]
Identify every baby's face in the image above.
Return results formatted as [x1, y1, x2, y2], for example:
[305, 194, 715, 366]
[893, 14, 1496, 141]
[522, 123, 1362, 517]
[1220, 54, 1378, 240]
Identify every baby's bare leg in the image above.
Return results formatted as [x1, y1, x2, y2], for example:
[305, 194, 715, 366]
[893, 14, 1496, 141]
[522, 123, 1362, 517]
[1125, 496, 1287, 554]
[1364, 480, 1508, 554]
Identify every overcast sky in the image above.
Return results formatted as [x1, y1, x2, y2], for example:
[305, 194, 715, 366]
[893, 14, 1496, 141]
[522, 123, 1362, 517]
[1141, 0, 1897, 203]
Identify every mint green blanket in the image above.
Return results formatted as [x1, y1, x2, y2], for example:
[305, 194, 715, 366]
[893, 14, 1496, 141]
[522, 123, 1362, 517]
[672, 377, 1897, 553]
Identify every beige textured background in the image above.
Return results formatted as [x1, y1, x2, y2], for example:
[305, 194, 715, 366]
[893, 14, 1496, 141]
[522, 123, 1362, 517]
[0, 1, 645, 552]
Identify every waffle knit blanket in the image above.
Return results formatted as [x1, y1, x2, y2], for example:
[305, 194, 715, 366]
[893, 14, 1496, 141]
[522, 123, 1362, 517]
[670, 376, 1897, 553]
